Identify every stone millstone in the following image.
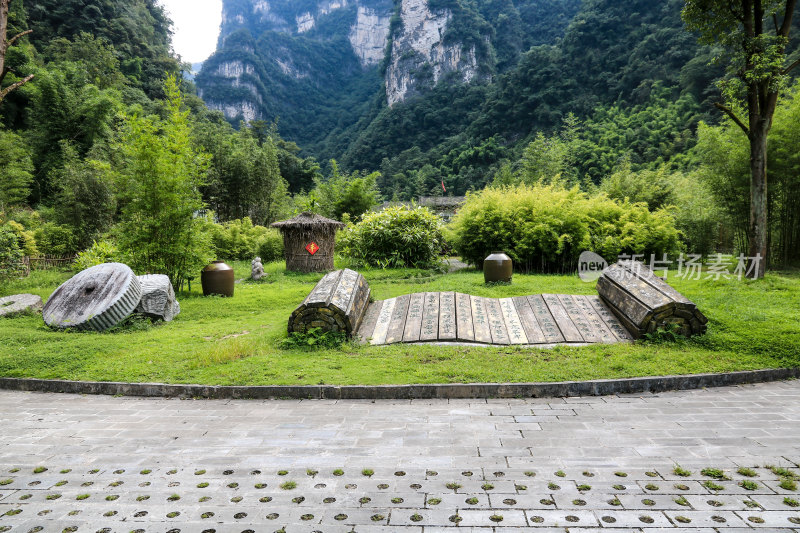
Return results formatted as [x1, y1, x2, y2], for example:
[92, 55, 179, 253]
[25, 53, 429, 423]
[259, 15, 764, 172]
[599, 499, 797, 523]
[135, 274, 180, 322]
[0, 293, 43, 317]
[43, 263, 142, 331]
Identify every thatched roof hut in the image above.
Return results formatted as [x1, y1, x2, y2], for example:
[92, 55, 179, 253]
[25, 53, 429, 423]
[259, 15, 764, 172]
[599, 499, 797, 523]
[271, 212, 345, 272]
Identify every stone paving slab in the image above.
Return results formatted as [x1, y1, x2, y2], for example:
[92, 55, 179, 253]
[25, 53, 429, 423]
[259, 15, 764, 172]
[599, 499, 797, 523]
[0, 381, 800, 530]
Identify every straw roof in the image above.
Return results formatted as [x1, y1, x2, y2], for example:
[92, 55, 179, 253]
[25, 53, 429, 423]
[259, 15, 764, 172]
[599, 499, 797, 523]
[271, 212, 345, 231]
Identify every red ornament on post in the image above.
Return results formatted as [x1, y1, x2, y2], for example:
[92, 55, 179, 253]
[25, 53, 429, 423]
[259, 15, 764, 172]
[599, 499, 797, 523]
[305, 242, 319, 255]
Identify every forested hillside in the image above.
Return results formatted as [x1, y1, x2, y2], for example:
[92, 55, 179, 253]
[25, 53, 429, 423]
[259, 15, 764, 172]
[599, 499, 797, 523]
[196, 0, 734, 197]
[2, 0, 799, 274]
[0, 0, 325, 285]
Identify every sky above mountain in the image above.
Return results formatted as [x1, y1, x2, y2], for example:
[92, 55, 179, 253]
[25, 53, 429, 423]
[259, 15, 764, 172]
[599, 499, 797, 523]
[159, 0, 222, 63]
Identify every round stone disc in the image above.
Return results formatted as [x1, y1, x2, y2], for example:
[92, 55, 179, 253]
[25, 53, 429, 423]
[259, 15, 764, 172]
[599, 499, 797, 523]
[0, 293, 43, 317]
[43, 263, 142, 331]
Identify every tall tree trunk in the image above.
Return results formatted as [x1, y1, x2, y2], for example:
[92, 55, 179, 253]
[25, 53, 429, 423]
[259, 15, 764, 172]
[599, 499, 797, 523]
[748, 125, 768, 278]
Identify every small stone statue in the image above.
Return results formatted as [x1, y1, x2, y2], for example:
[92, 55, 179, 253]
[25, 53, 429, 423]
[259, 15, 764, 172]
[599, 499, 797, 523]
[251, 256, 265, 281]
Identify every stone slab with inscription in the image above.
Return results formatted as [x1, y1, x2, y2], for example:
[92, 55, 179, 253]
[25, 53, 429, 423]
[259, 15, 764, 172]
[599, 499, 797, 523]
[357, 291, 641, 347]
[597, 261, 708, 338]
[288, 268, 371, 337]
[289, 268, 708, 347]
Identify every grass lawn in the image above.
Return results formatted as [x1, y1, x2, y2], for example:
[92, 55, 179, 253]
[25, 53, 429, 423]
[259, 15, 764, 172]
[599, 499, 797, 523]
[1, 260, 798, 386]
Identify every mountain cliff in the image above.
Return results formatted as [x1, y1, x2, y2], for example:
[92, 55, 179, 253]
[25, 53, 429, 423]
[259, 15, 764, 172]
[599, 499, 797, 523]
[195, 0, 579, 147]
[197, 0, 722, 198]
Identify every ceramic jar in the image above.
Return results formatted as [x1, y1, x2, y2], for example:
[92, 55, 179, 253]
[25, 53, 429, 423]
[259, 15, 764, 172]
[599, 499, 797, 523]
[201, 261, 235, 297]
[483, 251, 513, 283]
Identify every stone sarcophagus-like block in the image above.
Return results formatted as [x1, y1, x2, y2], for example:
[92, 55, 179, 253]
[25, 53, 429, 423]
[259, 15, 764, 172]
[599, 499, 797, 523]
[289, 269, 371, 337]
[596, 260, 707, 339]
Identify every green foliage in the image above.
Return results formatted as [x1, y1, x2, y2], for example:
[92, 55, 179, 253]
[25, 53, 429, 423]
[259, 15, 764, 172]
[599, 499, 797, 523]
[449, 183, 681, 273]
[0, 129, 33, 210]
[0, 223, 23, 278]
[51, 143, 116, 251]
[311, 161, 382, 222]
[27, 62, 121, 203]
[26, 0, 180, 98]
[280, 328, 348, 350]
[6, 220, 38, 256]
[338, 205, 445, 269]
[669, 172, 725, 258]
[573, 87, 704, 183]
[694, 81, 800, 264]
[600, 163, 675, 211]
[197, 122, 290, 225]
[74, 240, 118, 271]
[599, 163, 724, 257]
[43, 33, 126, 90]
[256, 229, 284, 263]
[210, 218, 269, 261]
[642, 324, 688, 344]
[116, 77, 213, 289]
[33, 223, 77, 256]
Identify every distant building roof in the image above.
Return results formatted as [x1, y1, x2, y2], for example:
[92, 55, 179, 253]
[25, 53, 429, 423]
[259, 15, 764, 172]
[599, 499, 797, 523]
[418, 196, 466, 207]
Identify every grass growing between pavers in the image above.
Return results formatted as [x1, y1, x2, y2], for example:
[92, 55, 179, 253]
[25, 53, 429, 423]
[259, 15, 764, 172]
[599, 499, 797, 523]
[1, 261, 798, 386]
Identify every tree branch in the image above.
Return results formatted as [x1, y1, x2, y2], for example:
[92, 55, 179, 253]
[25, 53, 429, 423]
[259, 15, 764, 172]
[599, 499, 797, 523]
[773, 13, 780, 34]
[714, 102, 750, 135]
[6, 28, 31, 49]
[780, 0, 798, 37]
[784, 56, 800, 75]
[0, 73, 33, 103]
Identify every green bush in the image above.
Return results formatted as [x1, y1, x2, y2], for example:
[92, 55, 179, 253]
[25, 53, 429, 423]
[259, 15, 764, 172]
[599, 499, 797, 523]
[338, 205, 445, 268]
[34, 223, 78, 256]
[599, 164, 724, 257]
[256, 229, 284, 262]
[74, 240, 119, 271]
[210, 217, 270, 261]
[6, 220, 38, 256]
[0, 224, 23, 279]
[448, 183, 681, 273]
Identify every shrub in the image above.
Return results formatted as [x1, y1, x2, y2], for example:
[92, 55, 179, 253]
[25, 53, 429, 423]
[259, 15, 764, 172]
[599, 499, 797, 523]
[256, 229, 284, 262]
[7, 220, 38, 256]
[74, 240, 119, 271]
[210, 217, 269, 261]
[338, 205, 445, 268]
[115, 76, 212, 290]
[448, 183, 681, 273]
[34, 223, 77, 256]
[0, 224, 23, 278]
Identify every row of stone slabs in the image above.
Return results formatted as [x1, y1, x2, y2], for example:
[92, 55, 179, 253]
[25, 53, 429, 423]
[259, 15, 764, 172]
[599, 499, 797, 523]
[356, 293, 634, 346]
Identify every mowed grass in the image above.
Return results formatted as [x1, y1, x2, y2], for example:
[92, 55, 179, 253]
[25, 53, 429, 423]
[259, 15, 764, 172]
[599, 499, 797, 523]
[0, 260, 798, 386]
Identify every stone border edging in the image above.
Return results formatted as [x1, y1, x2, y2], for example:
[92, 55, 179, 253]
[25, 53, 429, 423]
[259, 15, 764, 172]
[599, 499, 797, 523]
[0, 368, 797, 400]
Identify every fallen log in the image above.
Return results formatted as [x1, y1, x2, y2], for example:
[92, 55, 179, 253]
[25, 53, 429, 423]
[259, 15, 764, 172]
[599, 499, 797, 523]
[596, 260, 707, 339]
[288, 269, 370, 337]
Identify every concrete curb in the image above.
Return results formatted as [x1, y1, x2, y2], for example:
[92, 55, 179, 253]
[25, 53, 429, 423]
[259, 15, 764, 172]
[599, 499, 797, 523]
[0, 368, 798, 400]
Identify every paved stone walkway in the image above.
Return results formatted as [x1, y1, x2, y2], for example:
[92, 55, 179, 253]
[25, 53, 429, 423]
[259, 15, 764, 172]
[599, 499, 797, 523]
[1, 380, 799, 531]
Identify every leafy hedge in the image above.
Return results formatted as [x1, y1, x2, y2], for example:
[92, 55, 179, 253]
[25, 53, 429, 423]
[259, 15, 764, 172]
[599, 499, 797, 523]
[338, 205, 445, 268]
[210, 217, 283, 262]
[448, 184, 681, 273]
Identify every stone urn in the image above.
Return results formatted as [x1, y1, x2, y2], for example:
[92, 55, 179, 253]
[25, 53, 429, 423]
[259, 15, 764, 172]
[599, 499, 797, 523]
[201, 261, 234, 297]
[484, 251, 513, 283]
